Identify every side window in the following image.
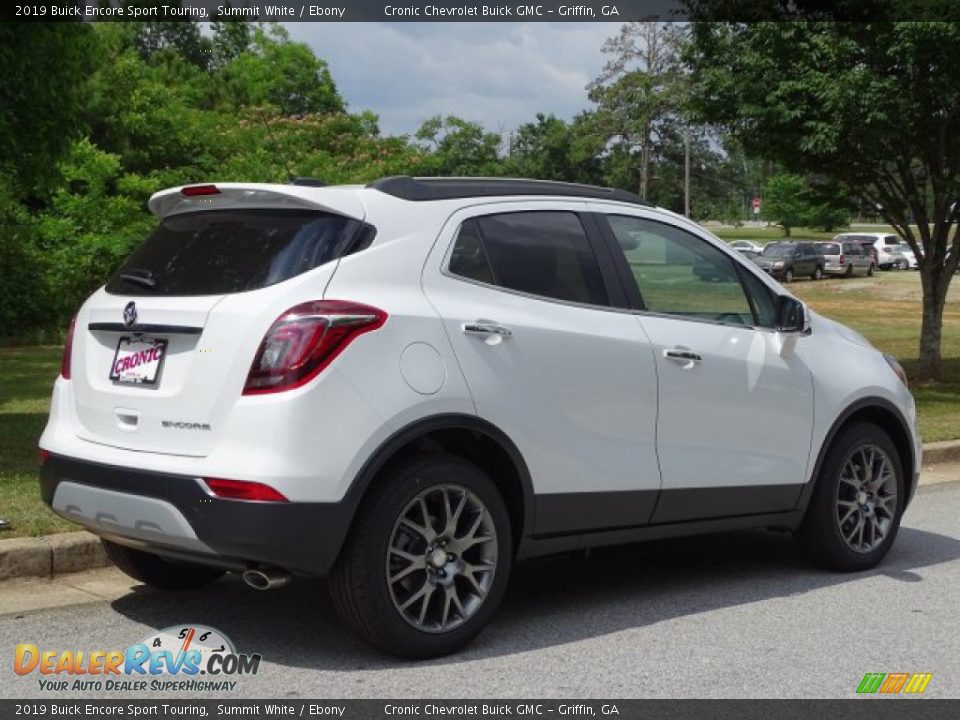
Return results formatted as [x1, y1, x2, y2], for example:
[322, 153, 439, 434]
[605, 215, 757, 326]
[448, 219, 494, 285]
[449, 211, 609, 306]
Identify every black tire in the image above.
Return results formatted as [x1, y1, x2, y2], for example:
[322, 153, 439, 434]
[329, 453, 513, 659]
[867, 263, 874, 277]
[795, 423, 905, 572]
[783, 268, 794, 283]
[812, 265, 823, 281]
[844, 264, 854, 278]
[101, 539, 225, 590]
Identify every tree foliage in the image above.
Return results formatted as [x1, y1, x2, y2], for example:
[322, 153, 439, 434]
[688, 21, 960, 378]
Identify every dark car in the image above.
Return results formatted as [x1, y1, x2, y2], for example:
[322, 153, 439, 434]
[753, 242, 825, 282]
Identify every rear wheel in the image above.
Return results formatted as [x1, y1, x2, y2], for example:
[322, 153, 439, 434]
[812, 265, 824, 281]
[844, 264, 854, 278]
[867, 263, 875, 277]
[101, 539, 225, 590]
[783, 268, 794, 283]
[795, 423, 904, 572]
[330, 454, 512, 659]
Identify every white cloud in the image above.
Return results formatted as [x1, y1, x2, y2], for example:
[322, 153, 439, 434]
[284, 22, 621, 137]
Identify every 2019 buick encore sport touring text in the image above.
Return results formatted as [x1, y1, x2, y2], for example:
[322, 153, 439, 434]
[39, 177, 921, 658]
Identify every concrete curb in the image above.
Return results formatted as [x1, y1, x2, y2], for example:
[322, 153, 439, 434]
[0, 531, 109, 582]
[2, 440, 960, 583]
[923, 439, 960, 465]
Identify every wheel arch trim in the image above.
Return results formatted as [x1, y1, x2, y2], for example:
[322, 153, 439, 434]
[796, 396, 917, 513]
[341, 413, 536, 548]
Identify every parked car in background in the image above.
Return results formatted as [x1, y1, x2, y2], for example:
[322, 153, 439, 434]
[754, 242, 825, 282]
[898, 246, 918, 270]
[834, 233, 904, 270]
[818, 241, 875, 278]
[734, 247, 762, 261]
[728, 240, 765, 253]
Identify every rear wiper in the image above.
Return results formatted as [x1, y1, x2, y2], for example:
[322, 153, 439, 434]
[118, 269, 157, 289]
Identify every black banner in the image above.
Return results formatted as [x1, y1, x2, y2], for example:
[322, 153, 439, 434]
[5, 0, 960, 23]
[3, 700, 960, 720]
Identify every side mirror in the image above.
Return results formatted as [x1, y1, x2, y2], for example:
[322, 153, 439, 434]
[777, 296, 810, 334]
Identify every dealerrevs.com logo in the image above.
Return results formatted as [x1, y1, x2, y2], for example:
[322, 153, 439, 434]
[14, 625, 260, 693]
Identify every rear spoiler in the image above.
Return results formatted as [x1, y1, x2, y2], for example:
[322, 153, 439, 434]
[147, 183, 365, 221]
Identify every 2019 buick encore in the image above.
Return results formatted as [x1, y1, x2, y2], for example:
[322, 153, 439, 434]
[40, 177, 921, 658]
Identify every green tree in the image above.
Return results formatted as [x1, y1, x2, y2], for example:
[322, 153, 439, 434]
[0, 22, 97, 196]
[589, 22, 689, 200]
[415, 116, 502, 176]
[688, 21, 960, 379]
[762, 174, 809, 236]
[505, 113, 603, 184]
[219, 26, 344, 116]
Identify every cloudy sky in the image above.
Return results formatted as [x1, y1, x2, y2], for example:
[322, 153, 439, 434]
[285, 23, 621, 137]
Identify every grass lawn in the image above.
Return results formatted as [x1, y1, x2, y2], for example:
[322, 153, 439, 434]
[0, 270, 957, 538]
[0, 347, 76, 538]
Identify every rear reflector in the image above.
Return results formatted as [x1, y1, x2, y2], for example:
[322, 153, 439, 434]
[181, 184, 221, 197]
[60, 315, 77, 379]
[204, 478, 288, 502]
[243, 300, 387, 395]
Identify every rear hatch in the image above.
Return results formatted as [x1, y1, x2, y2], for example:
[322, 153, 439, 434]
[71, 184, 367, 457]
[819, 242, 841, 268]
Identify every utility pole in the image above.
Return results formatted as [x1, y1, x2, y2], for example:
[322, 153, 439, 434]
[683, 130, 691, 218]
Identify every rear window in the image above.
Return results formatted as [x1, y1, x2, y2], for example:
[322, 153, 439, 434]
[106, 210, 370, 296]
[820, 243, 840, 255]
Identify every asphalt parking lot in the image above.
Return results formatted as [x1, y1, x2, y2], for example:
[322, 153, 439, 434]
[3, 479, 959, 700]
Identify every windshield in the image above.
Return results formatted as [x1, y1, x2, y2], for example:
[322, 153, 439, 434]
[106, 209, 367, 296]
[761, 244, 797, 257]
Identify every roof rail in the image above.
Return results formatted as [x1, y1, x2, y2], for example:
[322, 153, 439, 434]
[366, 176, 653, 206]
[290, 177, 327, 187]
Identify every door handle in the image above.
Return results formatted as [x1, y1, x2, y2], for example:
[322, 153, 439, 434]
[663, 348, 702, 367]
[462, 322, 512, 338]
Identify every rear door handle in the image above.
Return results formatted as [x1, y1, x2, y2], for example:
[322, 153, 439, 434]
[462, 322, 512, 338]
[663, 348, 702, 367]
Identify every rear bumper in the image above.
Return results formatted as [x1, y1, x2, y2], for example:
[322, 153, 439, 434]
[39, 453, 351, 576]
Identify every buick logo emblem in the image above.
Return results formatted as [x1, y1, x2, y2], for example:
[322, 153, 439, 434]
[123, 301, 138, 328]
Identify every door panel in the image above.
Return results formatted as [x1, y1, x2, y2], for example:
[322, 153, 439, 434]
[422, 203, 662, 535]
[592, 206, 814, 522]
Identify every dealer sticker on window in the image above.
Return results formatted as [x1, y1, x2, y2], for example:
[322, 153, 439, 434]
[109, 337, 168, 385]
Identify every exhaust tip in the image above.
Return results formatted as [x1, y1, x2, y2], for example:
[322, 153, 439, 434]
[242, 568, 290, 591]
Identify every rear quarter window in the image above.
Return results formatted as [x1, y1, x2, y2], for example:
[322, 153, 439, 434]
[106, 209, 370, 296]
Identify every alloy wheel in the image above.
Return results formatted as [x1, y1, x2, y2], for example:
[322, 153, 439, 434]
[386, 484, 498, 633]
[836, 444, 898, 553]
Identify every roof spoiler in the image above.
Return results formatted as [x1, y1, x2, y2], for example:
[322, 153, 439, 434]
[148, 183, 365, 220]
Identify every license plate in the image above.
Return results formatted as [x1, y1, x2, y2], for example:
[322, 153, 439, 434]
[109, 337, 168, 385]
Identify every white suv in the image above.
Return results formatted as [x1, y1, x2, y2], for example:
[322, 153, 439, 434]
[40, 177, 921, 658]
[833, 232, 905, 270]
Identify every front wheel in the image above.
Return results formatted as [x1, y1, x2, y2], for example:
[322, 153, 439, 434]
[783, 268, 794, 283]
[795, 423, 904, 572]
[101, 539, 225, 590]
[330, 454, 512, 659]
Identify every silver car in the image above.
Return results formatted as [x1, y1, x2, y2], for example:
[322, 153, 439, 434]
[819, 240, 875, 277]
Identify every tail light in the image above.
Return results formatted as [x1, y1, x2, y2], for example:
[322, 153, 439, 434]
[243, 300, 387, 395]
[38, 449, 50, 465]
[181, 184, 220, 197]
[60, 315, 77, 379]
[839, 254, 845, 265]
[204, 478, 288, 502]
